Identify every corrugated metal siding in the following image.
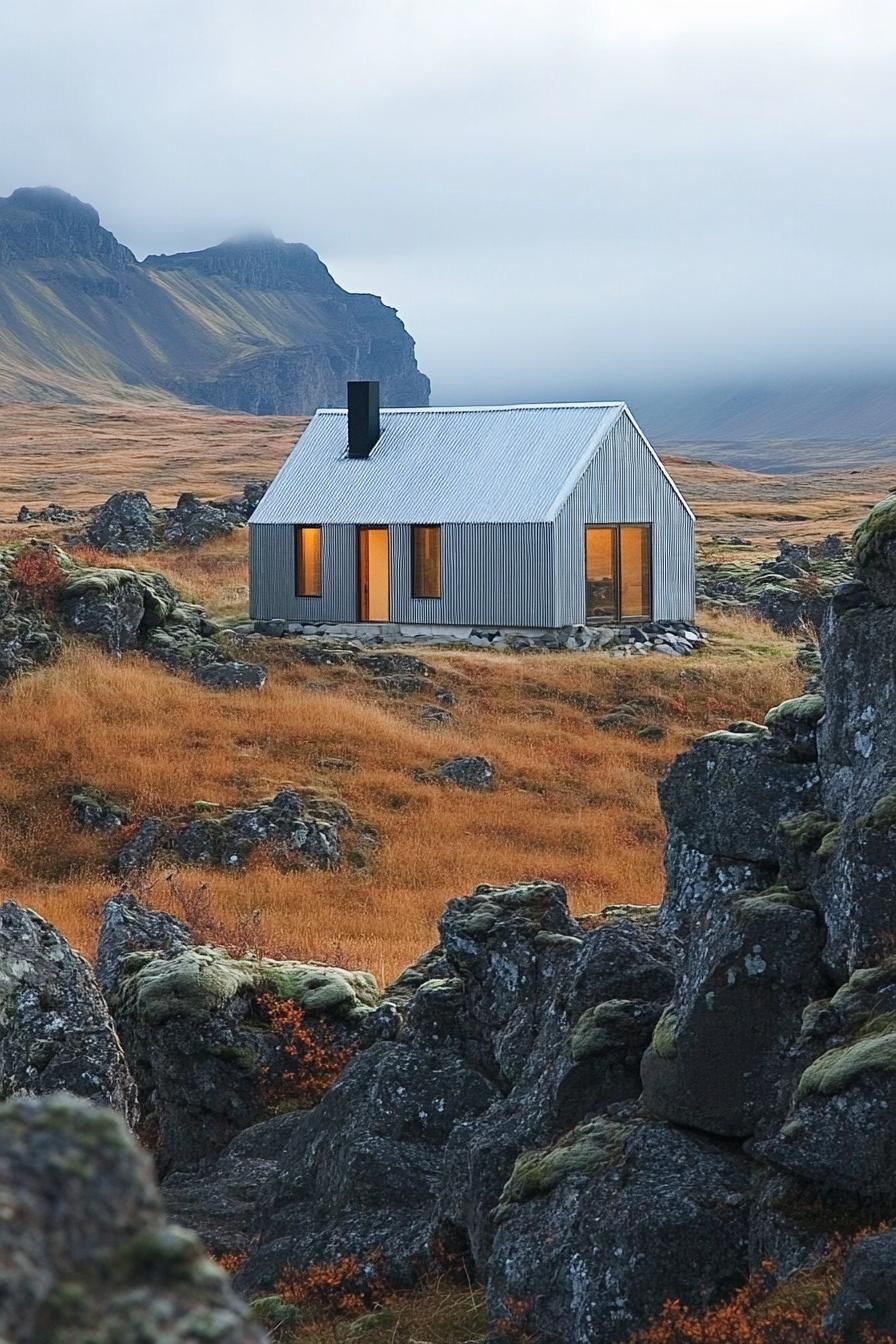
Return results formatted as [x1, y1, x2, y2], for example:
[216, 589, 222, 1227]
[553, 411, 695, 623]
[250, 523, 357, 622]
[250, 403, 624, 525]
[250, 522, 555, 626]
[390, 523, 555, 626]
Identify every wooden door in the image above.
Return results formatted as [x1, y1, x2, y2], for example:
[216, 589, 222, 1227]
[358, 527, 390, 621]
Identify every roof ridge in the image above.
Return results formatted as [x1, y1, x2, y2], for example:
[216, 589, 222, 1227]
[315, 401, 627, 415]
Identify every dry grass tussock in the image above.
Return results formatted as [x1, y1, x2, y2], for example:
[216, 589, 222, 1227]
[0, 613, 800, 982]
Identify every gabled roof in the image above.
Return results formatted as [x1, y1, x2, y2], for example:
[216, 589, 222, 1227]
[251, 401, 672, 525]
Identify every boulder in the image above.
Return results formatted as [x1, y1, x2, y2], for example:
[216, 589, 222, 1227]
[177, 883, 587, 1289]
[166, 789, 343, 870]
[657, 725, 820, 958]
[0, 901, 137, 1121]
[162, 492, 240, 547]
[825, 1227, 896, 1342]
[816, 809, 896, 978]
[233, 1036, 500, 1296]
[0, 601, 61, 681]
[191, 658, 267, 690]
[641, 886, 827, 1137]
[759, 959, 896, 1200]
[115, 815, 170, 874]
[0, 1093, 264, 1344]
[96, 890, 193, 995]
[69, 783, 130, 830]
[817, 597, 896, 821]
[487, 1119, 752, 1344]
[86, 489, 159, 554]
[59, 565, 180, 653]
[434, 917, 673, 1271]
[435, 755, 495, 791]
[659, 727, 821, 866]
[852, 492, 896, 605]
[106, 934, 380, 1172]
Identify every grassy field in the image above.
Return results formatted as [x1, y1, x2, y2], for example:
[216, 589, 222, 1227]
[0, 610, 798, 982]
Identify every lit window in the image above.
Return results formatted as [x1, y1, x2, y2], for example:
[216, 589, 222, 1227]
[412, 525, 441, 598]
[296, 526, 322, 597]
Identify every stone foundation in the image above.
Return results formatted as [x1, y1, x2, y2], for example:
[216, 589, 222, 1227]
[247, 618, 706, 656]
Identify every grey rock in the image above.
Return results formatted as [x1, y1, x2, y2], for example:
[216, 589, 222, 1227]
[659, 727, 821, 865]
[0, 1093, 264, 1344]
[642, 887, 826, 1136]
[115, 816, 169, 874]
[487, 1119, 752, 1344]
[103, 899, 380, 1172]
[435, 917, 673, 1272]
[0, 901, 137, 1121]
[758, 959, 896, 1201]
[191, 658, 267, 690]
[70, 784, 130, 831]
[436, 755, 495, 791]
[60, 574, 146, 651]
[96, 890, 193, 996]
[825, 1227, 896, 1342]
[162, 492, 240, 547]
[86, 490, 159, 554]
[234, 1040, 499, 1295]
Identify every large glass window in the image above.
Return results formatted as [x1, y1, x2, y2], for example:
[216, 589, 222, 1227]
[295, 526, 322, 597]
[585, 525, 652, 622]
[412, 525, 442, 599]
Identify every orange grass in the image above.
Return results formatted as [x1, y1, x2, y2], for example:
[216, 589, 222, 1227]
[0, 617, 801, 982]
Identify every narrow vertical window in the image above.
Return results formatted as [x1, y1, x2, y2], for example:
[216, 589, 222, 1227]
[295, 526, 322, 597]
[619, 525, 652, 620]
[412, 525, 441, 598]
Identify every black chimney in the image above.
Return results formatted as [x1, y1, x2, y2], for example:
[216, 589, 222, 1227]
[347, 380, 380, 459]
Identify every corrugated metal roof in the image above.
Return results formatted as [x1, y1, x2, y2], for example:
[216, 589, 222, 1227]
[250, 402, 630, 525]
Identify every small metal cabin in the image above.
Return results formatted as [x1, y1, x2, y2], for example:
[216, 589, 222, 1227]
[249, 381, 695, 634]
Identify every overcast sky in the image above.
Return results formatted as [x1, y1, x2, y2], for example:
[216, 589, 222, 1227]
[2, 0, 894, 403]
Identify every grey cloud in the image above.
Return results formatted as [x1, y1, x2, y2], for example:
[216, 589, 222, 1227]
[1, 0, 894, 404]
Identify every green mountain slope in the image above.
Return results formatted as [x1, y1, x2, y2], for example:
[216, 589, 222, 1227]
[0, 187, 430, 412]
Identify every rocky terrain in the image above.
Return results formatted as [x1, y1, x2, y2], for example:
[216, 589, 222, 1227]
[697, 533, 853, 633]
[0, 535, 265, 688]
[1, 494, 896, 1340]
[0, 186, 429, 411]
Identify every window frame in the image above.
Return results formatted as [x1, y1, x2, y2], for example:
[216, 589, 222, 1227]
[584, 523, 653, 623]
[411, 524, 442, 600]
[295, 525, 323, 598]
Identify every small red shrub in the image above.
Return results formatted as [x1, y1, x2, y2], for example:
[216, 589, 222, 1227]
[258, 991, 356, 1111]
[9, 546, 65, 606]
[276, 1250, 389, 1320]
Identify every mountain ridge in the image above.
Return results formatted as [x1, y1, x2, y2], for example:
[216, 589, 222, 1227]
[0, 186, 430, 413]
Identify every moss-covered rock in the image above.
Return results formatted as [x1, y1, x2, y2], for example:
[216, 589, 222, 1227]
[853, 494, 896, 605]
[495, 1117, 633, 1221]
[779, 811, 839, 854]
[113, 944, 380, 1026]
[765, 694, 825, 760]
[650, 1005, 679, 1060]
[859, 792, 896, 832]
[796, 1023, 896, 1101]
[0, 1092, 265, 1343]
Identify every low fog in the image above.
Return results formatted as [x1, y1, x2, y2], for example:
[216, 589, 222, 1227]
[2, 0, 894, 404]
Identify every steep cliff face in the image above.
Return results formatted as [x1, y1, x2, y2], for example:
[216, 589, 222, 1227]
[0, 187, 430, 412]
